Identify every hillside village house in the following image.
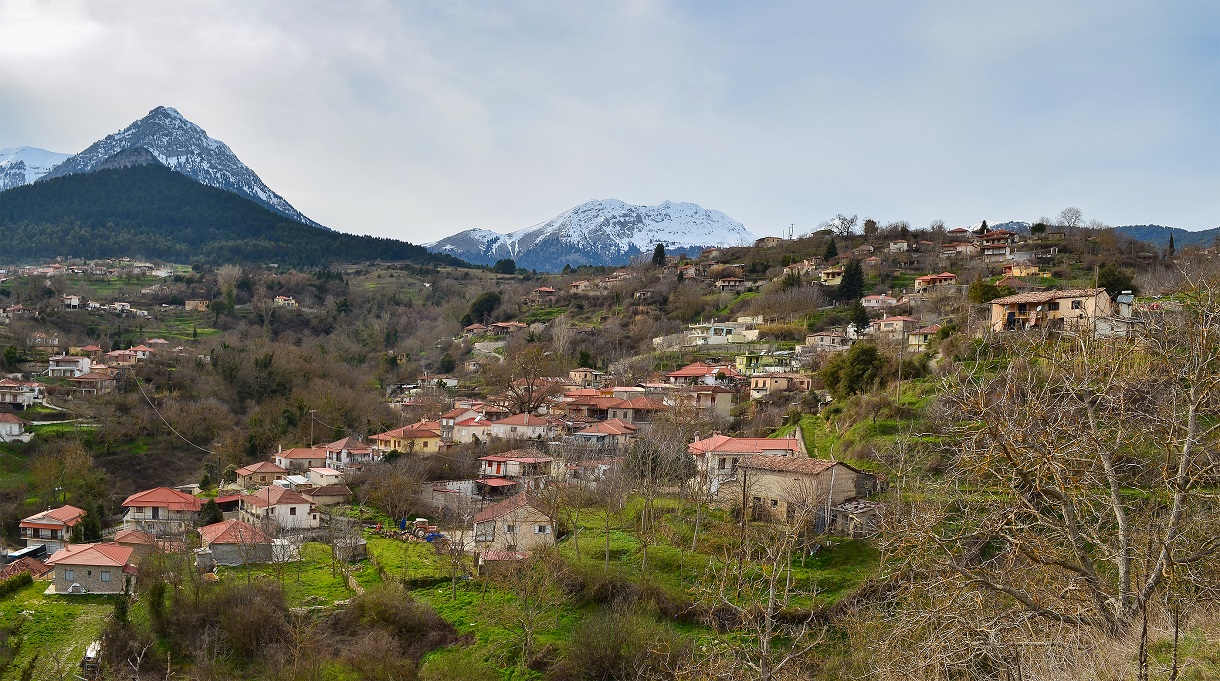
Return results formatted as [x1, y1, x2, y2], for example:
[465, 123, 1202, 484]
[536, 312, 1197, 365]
[568, 367, 604, 388]
[321, 436, 375, 468]
[273, 446, 330, 470]
[490, 413, 559, 441]
[478, 450, 558, 493]
[666, 361, 742, 385]
[0, 413, 30, 443]
[185, 299, 209, 311]
[605, 397, 666, 423]
[370, 424, 442, 454]
[274, 296, 298, 307]
[573, 418, 639, 447]
[714, 277, 747, 293]
[820, 267, 845, 285]
[473, 493, 555, 557]
[908, 324, 942, 348]
[749, 373, 813, 399]
[1003, 261, 1048, 278]
[47, 355, 91, 377]
[735, 352, 788, 375]
[735, 456, 872, 528]
[978, 230, 1019, 263]
[861, 294, 902, 311]
[68, 372, 117, 396]
[990, 288, 1112, 333]
[122, 487, 203, 535]
[870, 316, 920, 340]
[675, 385, 736, 417]
[46, 542, 135, 595]
[20, 504, 86, 553]
[913, 272, 958, 294]
[197, 520, 274, 566]
[683, 322, 757, 346]
[236, 460, 288, 488]
[240, 486, 320, 530]
[689, 434, 807, 482]
[801, 332, 853, 353]
[451, 416, 494, 444]
[0, 379, 46, 408]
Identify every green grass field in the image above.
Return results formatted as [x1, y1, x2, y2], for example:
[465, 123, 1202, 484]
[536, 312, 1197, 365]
[0, 580, 115, 675]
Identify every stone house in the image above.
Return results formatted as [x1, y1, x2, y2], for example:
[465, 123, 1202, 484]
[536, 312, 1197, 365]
[46, 542, 135, 595]
[122, 487, 203, 535]
[473, 493, 555, 556]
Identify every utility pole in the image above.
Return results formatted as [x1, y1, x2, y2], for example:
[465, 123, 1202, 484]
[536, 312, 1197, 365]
[309, 409, 317, 447]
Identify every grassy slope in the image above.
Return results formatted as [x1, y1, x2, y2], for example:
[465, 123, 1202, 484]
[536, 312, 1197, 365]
[0, 581, 114, 673]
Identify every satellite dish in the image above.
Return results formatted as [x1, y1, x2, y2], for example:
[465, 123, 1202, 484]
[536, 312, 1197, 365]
[1036, 305, 1043, 311]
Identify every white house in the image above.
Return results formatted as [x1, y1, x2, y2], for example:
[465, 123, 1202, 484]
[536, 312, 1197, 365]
[0, 413, 31, 443]
[46, 355, 91, 378]
[490, 414, 559, 441]
[240, 486, 319, 530]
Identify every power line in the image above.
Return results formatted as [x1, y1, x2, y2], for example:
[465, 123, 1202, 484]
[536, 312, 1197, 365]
[134, 376, 218, 456]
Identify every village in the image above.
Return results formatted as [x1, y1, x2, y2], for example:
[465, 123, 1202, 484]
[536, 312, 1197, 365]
[0, 216, 1214, 680]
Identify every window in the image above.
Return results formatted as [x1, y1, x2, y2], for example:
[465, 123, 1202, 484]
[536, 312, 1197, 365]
[1071, 300, 1082, 310]
[534, 525, 550, 534]
[101, 571, 111, 582]
[64, 568, 74, 581]
[289, 507, 297, 516]
[506, 524, 517, 533]
[718, 457, 727, 470]
[770, 499, 779, 509]
[1049, 302, 1060, 311]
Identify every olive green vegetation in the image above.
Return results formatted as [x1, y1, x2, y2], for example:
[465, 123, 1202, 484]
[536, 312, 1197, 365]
[0, 580, 116, 675]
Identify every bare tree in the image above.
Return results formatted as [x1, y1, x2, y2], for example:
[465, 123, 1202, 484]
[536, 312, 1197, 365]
[1058, 206, 1084, 230]
[485, 552, 568, 672]
[483, 345, 565, 414]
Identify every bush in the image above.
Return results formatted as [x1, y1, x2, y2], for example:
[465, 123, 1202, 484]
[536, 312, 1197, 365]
[0, 573, 32, 598]
[547, 609, 692, 681]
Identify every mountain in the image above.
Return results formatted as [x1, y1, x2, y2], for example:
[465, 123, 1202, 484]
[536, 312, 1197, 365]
[0, 147, 70, 190]
[42, 106, 319, 227]
[428, 199, 755, 271]
[1113, 225, 1220, 249]
[0, 161, 466, 267]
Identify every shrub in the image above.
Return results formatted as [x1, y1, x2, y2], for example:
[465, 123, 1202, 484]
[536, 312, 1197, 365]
[0, 573, 32, 598]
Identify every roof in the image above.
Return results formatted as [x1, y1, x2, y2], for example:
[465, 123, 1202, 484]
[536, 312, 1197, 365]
[0, 556, 51, 580]
[689, 434, 806, 456]
[322, 436, 370, 453]
[309, 467, 342, 476]
[306, 484, 352, 497]
[667, 361, 738, 378]
[122, 487, 203, 512]
[480, 448, 554, 464]
[46, 542, 134, 568]
[475, 477, 519, 487]
[113, 528, 156, 545]
[21, 505, 85, 527]
[576, 419, 640, 436]
[68, 372, 114, 382]
[198, 519, 271, 546]
[370, 426, 440, 441]
[912, 324, 943, 335]
[610, 397, 666, 410]
[0, 413, 27, 425]
[236, 460, 288, 476]
[454, 416, 492, 427]
[989, 288, 1108, 305]
[738, 455, 859, 476]
[275, 447, 329, 459]
[242, 486, 312, 508]
[473, 492, 552, 524]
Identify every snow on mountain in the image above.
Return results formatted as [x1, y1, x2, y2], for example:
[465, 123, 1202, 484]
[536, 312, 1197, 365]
[0, 147, 70, 190]
[42, 106, 320, 227]
[971, 220, 1032, 233]
[428, 199, 755, 271]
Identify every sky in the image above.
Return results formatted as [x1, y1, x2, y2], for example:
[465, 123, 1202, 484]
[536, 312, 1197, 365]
[1, 0, 1217, 242]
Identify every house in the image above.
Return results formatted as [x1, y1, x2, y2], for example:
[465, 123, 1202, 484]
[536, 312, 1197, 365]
[307, 467, 344, 486]
[861, 294, 901, 311]
[47, 355, 91, 378]
[714, 277, 747, 293]
[605, 397, 666, 423]
[235, 460, 288, 488]
[104, 349, 137, 367]
[569, 280, 594, 293]
[1096, 291, 1144, 338]
[478, 450, 558, 492]
[0, 379, 45, 408]
[735, 456, 872, 528]
[572, 419, 639, 447]
[489, 321, 529, 335]
[829, 499, 883, 538]
[303, 485, 352, 506]
[463, 323, 490, 336]
[240, 486, 320, 530]
[633, 289, 653, 302]
[27, 332, 59, 349]
[185, 299, 210, 311]
[490, 414, 559, 441]
[1002, 262, 1048, 278]
[912, 272, 958, 294]
[68, 372, 117, 396]
[755, 236, 785, 248]
[113, 529, 157, 561]
[989, 288, 1112, 333]
[675, 385, 736, 417]
[77, 344, 103, 359]
[941, 241, 979, 258]
[473, 493, 555, 556]
[748, 373, 813, 399]
[666, 361, 741, 385]
[0, 557, 51, 581]
[801, 332, 853, 353]
[122, 487, 203, 535]
[569, 367, 604, 388]
[197, 520, 273, 566]
[907, 324, 942, 348]
[531, 286, 558, 300]
[683, 322, 757, 346]
[45, 543, 135, 594]
[273, 296, 298, 307]
[783, 258, 823, 278]
[689, 433, 806, 481]
[321, 436, 375, 468]
[451, 416, 494, 444]
[375, 424, 448, 456]
[820, 267, 845, 285]
[129, 345, 155, 360]
[888, 241, 909, 253]
[61, 294, 83, 309]
[272, 446, 330, 470]
[20, 505, 86, 553]
[977, 230, 1019, 263]
[734, 352, 787, 375]
[869, 316, 920, 340]
[0, 413, 31, 443]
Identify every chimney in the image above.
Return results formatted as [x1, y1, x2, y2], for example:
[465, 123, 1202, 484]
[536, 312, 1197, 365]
[278, 444, 282, 454]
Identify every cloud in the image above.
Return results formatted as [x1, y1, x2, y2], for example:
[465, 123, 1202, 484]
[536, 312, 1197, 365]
[1, 0, 1216, 242]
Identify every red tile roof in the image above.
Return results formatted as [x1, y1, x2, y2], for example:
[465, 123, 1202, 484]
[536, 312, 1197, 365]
[21, 505, 86, 528]
[990, 288, 1106, 305]
[576, 419, 639, 436]
[688, 434, 806, 456]
[47, 542, 134, 568]
[490, 413, 557, 427]
[241, 486, 311, 508]
[114, 529, 156, 545]
[122, 487, 203, 512]
[275, 447, 329, 459]
[236, 461, 288, 476]
[473, 492, 551, 524]
[322, 436, 370, 453]
[198, 519, 271, 546]
[0, 556, 51, 579]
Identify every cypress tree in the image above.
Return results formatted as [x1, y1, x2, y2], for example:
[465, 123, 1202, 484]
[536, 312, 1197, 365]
[652, 243, 666, 266]
[837, 260, 866, 302]
[824, 239, 838, 260]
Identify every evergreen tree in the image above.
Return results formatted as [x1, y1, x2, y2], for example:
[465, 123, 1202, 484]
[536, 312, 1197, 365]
[977, 220, 989, 234]
[439, 352, 456, 373]
[491, 258, 516, 275]
[1097, 263, 1137, 298]
[837, 260, 865, 302]
[652, 243, 666, 266]
[199, 499, 223, 526]
[848, 300, 869, 332]
[1168, 231, 1176, 257]
[824, 238, 838, 260]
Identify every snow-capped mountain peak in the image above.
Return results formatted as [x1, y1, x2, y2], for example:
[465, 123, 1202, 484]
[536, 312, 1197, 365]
[428, 199, 755, 271]
[42, 106, 318, 227]
[0, 146, 71, 190]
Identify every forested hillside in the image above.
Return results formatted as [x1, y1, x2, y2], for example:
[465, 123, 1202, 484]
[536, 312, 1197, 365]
[0, 164, 466, 267]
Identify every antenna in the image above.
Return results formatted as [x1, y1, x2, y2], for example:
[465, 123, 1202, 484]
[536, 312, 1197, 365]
[789, 223, 794, 240]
